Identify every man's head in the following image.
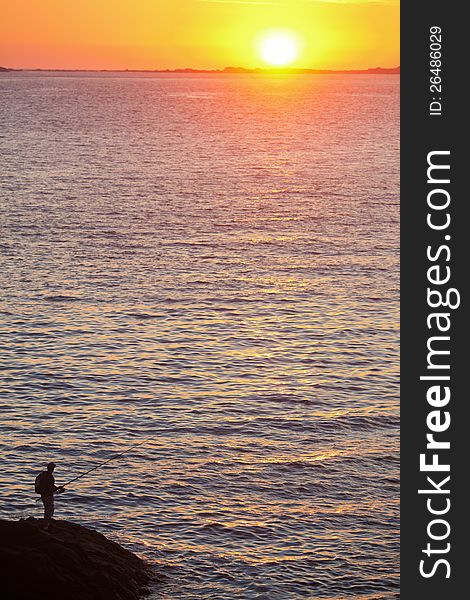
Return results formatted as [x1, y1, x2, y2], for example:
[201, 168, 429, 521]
[47, 462, 56, 473]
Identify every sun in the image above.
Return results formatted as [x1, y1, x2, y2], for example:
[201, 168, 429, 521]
[259, 32, 300, 67]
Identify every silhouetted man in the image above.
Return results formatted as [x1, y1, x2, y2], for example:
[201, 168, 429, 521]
[35, 462, 64, 530]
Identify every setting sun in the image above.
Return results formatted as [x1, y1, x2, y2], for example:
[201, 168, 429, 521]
[259, 32, 300, 66]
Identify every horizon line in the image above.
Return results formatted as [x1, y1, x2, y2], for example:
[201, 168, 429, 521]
[1, 65, 400, 75]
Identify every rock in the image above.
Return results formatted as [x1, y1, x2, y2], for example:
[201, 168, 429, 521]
[0, 518, 154, 600]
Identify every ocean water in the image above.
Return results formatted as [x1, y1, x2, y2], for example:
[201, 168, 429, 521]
[0, 73, 399, 599]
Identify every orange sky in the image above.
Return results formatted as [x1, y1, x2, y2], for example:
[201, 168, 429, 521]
[0, 0, 399, 70]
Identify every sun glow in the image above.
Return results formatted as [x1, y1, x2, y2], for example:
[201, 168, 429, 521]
[259, 32, 300, 67]
[1, 1, 400, 71]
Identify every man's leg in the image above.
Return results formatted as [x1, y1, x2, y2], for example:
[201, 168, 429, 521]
[42, 495, 54, 529]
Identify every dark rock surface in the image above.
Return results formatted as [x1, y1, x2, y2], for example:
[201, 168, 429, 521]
[0, 518, 153, 600]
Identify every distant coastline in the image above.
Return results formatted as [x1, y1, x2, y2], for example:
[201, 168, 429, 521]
[0, 65, 400, 75]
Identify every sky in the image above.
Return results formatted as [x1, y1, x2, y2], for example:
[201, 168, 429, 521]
[0, 0, 399, 70]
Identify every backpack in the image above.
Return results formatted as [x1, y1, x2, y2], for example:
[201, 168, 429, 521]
[35, 472, 47, 495]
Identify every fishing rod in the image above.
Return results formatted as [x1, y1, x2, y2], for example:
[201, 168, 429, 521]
[36, 438, 149, 501]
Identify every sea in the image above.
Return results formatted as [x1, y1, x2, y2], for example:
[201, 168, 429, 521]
[0, 72, 399, 599]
